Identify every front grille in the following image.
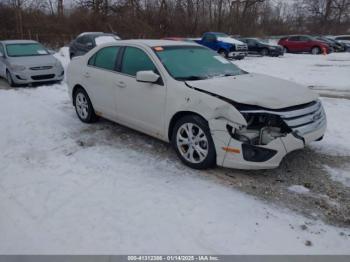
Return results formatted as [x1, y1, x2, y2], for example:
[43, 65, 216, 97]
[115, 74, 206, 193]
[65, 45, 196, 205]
[31, 74, 55, 80]
[279, 100, 326, 135]
[30, 66, 53, 70]
[240, 100, 326, 136]
[236, 45, 248, 51]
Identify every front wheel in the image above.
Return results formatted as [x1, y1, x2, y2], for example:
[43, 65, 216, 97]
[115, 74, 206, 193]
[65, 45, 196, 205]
[74, 88, 98, 123]
[218, 49, 228, 58]
[172, 115, 216, 170]
[6, 70, 17, 87]
[260, 48, 269, 56]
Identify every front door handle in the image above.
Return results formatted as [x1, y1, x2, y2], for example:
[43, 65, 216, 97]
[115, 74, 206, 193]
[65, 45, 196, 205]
[116, 81, 126, 88]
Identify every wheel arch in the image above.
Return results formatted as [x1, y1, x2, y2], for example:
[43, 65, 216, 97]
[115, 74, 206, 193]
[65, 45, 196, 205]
[167, 111, 208, 142]
[72, 84, 86, 106]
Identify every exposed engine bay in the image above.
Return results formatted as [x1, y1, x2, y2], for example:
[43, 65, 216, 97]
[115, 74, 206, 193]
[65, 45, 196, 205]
[228, 113, 291, 146]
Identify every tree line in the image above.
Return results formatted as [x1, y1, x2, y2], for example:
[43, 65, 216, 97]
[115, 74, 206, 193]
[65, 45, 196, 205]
[1, 0, 350, 47]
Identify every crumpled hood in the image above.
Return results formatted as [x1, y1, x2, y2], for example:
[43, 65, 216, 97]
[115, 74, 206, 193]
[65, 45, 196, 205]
[187, 73, 318, 109]
[8, 55, 59, 68]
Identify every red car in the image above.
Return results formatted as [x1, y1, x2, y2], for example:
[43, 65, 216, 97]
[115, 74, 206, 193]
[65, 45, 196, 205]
[278, 35, 331, 55]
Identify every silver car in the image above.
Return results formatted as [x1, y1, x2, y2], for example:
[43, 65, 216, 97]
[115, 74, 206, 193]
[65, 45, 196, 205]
[0, 40, 64, 87]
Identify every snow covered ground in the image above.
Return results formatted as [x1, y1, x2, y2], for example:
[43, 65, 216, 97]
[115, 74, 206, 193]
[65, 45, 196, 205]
[0, 49, 349, 254]
[234, 53, 350, 92]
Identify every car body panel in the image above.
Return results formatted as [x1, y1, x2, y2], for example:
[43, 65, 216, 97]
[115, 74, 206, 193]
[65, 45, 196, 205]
[0, 40, 64, 84]
[239, 38, 284, 56]
[69, 32, 121, 58]
[278, 35, 330, 53]
[186, 73, 318, 109]
[195, 32, 248, 59]
[67, 40, 326, 170]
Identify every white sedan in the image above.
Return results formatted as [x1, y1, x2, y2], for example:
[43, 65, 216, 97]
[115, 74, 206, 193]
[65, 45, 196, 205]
[67, 40, 326, 170]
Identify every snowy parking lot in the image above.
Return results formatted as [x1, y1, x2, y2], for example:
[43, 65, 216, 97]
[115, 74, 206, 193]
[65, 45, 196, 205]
[0, 50, 350, 254]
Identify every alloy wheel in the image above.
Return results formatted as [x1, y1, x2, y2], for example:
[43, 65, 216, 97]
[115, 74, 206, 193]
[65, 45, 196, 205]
[176, 123, 209, 164]
[75, 92, 89, 120]
[311, 47, 320, 55]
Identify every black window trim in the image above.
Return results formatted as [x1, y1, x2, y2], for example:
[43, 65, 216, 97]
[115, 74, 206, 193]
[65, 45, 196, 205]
[87, 46, 121, 73]
[118, 45, 164, 86]
[86, 45, 164, 86]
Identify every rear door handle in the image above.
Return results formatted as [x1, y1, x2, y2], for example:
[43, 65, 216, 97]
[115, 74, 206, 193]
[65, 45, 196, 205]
[116, 81, 126, 88]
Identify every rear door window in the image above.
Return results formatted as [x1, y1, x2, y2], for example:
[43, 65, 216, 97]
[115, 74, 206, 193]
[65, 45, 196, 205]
[288, 36, 300, 41]
[121, 47, 156, 76]
[88, 46, 120, 71]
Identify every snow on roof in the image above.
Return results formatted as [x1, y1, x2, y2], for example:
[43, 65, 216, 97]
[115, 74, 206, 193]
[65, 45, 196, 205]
[95, 36, 120, 46]
[1, 40, 38, 44]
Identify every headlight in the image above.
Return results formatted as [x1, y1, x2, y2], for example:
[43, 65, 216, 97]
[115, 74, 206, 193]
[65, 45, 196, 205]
[10, 64, 26, 71]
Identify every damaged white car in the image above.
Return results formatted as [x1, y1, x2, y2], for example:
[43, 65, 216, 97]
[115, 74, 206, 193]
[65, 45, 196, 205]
[67, 40, 327, 170]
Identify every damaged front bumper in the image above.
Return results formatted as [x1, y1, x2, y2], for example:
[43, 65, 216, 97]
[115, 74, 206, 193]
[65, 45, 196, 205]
[210, 100, 327, 170]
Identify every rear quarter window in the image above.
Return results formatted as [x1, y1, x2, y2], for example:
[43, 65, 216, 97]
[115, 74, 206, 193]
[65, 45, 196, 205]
[88, 46, 120, 71]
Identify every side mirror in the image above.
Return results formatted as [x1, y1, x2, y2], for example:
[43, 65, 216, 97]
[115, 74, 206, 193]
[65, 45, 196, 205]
[136, 71, 160, 83]
[48, 49, 56, 55]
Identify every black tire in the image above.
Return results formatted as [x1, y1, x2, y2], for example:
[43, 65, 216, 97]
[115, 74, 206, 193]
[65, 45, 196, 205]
[311, 46, 321, 55]
[6, 70, 17, 87]
[73, 87, 98, 123]
[218, 49, 228, 58]
[171, 115, 216, 170]
[260, 48, 269, 56]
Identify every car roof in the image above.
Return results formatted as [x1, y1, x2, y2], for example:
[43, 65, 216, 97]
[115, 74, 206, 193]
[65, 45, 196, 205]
[105, 39, 199, 47]
[77, 32, 116, 38]
[0, 40, 38, 45]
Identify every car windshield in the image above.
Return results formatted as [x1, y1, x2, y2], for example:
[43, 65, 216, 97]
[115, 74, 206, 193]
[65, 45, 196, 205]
[154, 46, 244, 81]
[6, 43, 49, 57]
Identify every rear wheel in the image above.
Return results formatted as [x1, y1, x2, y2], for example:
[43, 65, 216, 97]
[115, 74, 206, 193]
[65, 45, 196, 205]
[74, 88, 98, 123]
[311, 47, 321, 55]
[172, 115, 216, 170]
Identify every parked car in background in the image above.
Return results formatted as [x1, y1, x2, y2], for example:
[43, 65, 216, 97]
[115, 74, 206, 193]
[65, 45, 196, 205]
[278, 35, 331, 55]
[67, 40, 326, 170]
[315, 36, 346, 52]
[162, 37, 194, 42]
[69, 32, 120, 59]
[195, 32, 248, 60]
[0, 40, 64, 87]
[331, 35, 350, 51]
[239, 38, 284, 56]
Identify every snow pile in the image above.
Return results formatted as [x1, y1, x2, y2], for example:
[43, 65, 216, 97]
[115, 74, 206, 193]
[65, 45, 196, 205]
[288, 185, 310, 194]
[310, 98, 350, 156]
[234, 53, 350, 91]
[0, 84, 350, 254]
[95, 36, 120, 45]
[324, 166, 350, 187]
[55, 47, 71, 70]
